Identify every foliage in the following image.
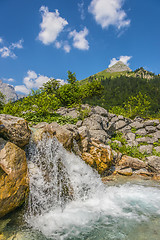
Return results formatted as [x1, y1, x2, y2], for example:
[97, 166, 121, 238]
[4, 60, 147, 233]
[0, 91, 5, 110]
[1, 71, 103, 125]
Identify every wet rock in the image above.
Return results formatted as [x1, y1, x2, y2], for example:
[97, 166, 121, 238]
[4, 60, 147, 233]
[0, 114, 31, 148]
[117, 168, 133, 176]
[0, 142, 29, 218]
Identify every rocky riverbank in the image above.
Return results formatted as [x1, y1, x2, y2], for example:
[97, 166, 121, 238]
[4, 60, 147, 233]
[1, 105, 160, 218]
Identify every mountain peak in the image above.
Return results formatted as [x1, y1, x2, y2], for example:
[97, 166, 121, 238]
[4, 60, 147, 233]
[106, 61, 132, 73]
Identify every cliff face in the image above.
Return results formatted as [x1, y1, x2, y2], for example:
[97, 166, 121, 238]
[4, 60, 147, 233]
[0, 80, 24, 103]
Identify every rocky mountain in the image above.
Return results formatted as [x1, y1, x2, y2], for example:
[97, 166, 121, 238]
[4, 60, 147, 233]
[0, 80, 25, 103]
[106, 61, 132, 73]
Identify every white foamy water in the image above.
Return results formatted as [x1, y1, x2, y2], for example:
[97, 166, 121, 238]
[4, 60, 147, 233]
[25, 136, 160, 240]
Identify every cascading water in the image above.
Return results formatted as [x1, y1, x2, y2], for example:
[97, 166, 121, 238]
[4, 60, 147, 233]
[25, 134, 160, 240]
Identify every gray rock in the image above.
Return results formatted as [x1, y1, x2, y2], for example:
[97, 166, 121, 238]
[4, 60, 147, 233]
[154, 146, 160, 153]
[151, 131, 160, 139]
[145, 126, 157, 133]
[0, 138, 7, 150]
[78, 126, 90, 139]
[92, 106, 108, 117]
[118, 115, 124, 120]
[108, 113, 116, 121]
[82, 114, 103, 130]
[89, 129, 109, 144]
[118, 155, 146, 170]
[136, 137, 151, 144]
[146, 137, 158, 144]
[115, 120, 127, 130]
[76, 120, 83, 128]
[144, 119, 159, 127]
[130, 121, 144, 129]
[135, 128, 147, 136]
[146, 156, 160, 173]
[120, 125, 132, 133]
[157, 124, 160, 130]
[133, 168, 151, 176]
[111, 116, 119, 123]
[125, 132, 136, 141]
[126, 140, 138, 147]
[138, 145, 153, 154]
[0, 80, 19, 103]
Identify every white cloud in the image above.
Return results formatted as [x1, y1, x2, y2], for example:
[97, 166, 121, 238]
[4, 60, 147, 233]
[0, 37, 3, 44]
[11, 39, 23, 49]
[69, 27, 89, 50]
[88, 0, 130, 30]
[55, 41, 62, 49]
[63, 43, 71, 53]
[0, 39, 23, 59]
[56, 79, 66, 85]
[15, 85, 30, 94]
[2, 77, 14, 82]
[38, 6, 68, 45]
[78, 1, 85, 20]
[108, 55, 132, 67]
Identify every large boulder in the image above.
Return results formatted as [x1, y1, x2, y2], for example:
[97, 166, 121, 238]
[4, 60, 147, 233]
[0, 115, 31, 148]
[0, 142, 29, 218]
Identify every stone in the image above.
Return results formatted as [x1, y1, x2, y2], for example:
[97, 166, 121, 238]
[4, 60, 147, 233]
[106, 61, 132, 73]
[130, 121, 144, 129]
[117, 168, 133, 176]
[0, 114, 31, 148]
[82, 114, 103, 130]
[145, 126, 157, 133]
[136, 137, 151, 144]
[76, 120, 83, 128]
[125, 132, 136, 142]
[115, 120, 127, 130]
[144, 119, 159, 127]
[135, 128, 147, 136]
[92, 106, 108, 117]
[120, 125, 132, 134]
[0, 142, 29, 218]
[138, 145, 153, 154]
[146, 156, 160, 173]
[111, 116, 119, 123]
[113, 140, 122, 147]
[154, 146, 160, 153]
[82, 144, 113, 175]
[89, 129, 109, 144]
[126, 140, 138, 147]
[118, 115, 124, 120]
[118, 155, 146, 170]
[32, 122, 48, 128]
[157, 124, 160, 130]
[0, 138, 7, 151]
[152, 131, 160, 139]
[133, 168, 152, 176]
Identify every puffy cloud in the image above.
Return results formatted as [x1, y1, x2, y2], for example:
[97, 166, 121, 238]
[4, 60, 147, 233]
[69, 27, 89, 50]
[108, 55, 132, 67]
[0, 37, 3, 43]
[3, 77, 14, 82]
[38, 6, 68, 45]
[78, 1, 85, 20]
[15, 85, 30, 94]
[0, 39, 23, 59]
[63, 43, 71, 53]
[88, 0, 130, 30]
[15, 70, 66, 94]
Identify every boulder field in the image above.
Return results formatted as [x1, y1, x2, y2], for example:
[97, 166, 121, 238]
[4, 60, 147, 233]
[1, 105, 160, 217]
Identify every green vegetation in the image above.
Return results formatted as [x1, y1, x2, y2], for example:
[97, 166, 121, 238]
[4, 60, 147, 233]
[83, 73, 160, 119]
[0, 71, 103, 125]
[0, 91, 4, 110]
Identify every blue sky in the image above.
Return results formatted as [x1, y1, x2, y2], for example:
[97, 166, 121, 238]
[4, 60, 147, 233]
[0, 0, 160, 94]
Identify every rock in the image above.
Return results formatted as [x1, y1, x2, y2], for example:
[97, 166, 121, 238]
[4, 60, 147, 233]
[89, 129, 109, 144]
[151, 131, 160, 139]
[126, 140, 138, 147]
[113, 140, 122, 147]
[133, 168, 153, 176]
[92, 106, 108, 117]
[120, 125, 132, 133]
[118, 155, 146, 170]
[130, 121, 144, 129]
[82, 143, 113, 175]
[32, 122, 48, 128]
[136, 137, 151, 144]
[0, 115, 31, 148]
[78, 126, 90, 152]
[117, 168, 133, 176]
[125, 132, 136, 142]
[110, 116, 119, 123]
[157, 124, 160, 130]
[138, 145, 153, 154]
[0, 138, 7, 151]
[154, 146, 160, 152]
[144, 120, 159, 127]
[146, 156, 160, 173]
[145, 126, 157, 133]
[0, 142, 29, 218]
[76, 120, 83, 128]
[82, 114, 103, 130]
[115, 120, 127, 130]
[112, 150, 122, 163]
[135, 128, 147, 136]
[106, 61, 132, 73]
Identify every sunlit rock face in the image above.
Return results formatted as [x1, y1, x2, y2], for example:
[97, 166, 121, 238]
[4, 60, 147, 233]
[0, 142, 29, 218]
[106, 61, 132, 73]
[0, 80, 18, 103]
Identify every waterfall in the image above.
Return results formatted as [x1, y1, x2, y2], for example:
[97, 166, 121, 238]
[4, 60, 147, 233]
[25, 134, 160, 240]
